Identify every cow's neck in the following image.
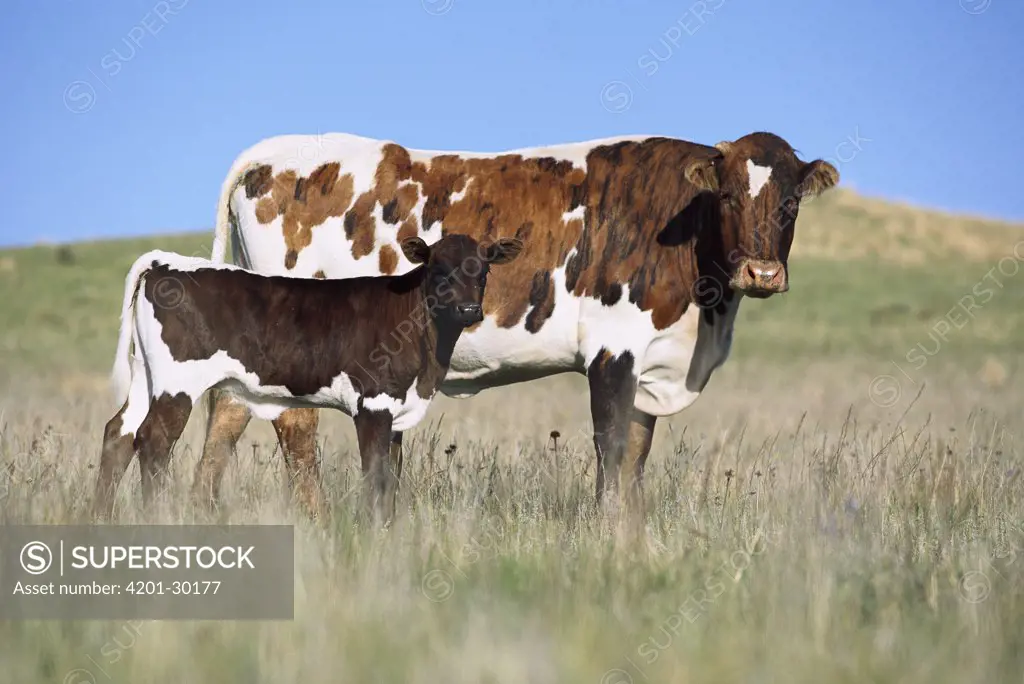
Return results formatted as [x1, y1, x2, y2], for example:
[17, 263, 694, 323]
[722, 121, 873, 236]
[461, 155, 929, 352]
[690, 198, 734, 308]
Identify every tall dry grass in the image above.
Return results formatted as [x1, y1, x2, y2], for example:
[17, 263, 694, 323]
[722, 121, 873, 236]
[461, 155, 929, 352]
[2, 359, 1023, 683]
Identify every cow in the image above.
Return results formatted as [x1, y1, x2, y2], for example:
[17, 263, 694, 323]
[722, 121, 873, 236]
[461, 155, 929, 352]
[193, 130, 839, 521]
[92, 233, 524, 522]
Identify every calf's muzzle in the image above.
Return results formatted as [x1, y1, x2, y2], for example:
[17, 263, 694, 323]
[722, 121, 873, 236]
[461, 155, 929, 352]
[454, 303, 483, 325]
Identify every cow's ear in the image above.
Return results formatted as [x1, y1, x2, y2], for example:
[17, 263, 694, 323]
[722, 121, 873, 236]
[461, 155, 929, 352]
[684, 151, 723, 192]
[798, 159, 839, 198]
[482, 237, 524, 265]
[401, 237, 431, 264]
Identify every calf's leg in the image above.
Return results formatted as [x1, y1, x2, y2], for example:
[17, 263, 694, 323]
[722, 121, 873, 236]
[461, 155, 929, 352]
[93, 358, 150, 520]
[354, 409, 397, 526]
[93, 404, 140, 521]
[272, 408, 326, 520]
[389, 431, 404, 512]
[588, 349, 640, 515]
[192, 388, 251, 509]
[136, 392, 193, 512]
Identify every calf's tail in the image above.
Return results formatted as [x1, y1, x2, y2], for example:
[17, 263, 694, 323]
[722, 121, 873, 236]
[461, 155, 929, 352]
[110, 250, 166, 406]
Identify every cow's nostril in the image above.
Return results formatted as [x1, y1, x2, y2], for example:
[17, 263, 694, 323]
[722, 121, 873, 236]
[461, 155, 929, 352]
[746, 263, 758, 282]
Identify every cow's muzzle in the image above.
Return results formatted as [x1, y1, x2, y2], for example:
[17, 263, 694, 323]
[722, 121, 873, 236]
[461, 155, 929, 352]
[731, 259, 788, 298]
[453, 303, 484, 325]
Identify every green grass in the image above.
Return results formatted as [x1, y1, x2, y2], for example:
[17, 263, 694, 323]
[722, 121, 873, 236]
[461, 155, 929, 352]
[0, 232, 210, 376]
[741, 256, 1024, 361]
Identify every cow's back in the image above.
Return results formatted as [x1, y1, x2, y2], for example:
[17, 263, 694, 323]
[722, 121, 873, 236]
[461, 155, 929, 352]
[225, 132, 657, 278]
[223, 133, 667, 393]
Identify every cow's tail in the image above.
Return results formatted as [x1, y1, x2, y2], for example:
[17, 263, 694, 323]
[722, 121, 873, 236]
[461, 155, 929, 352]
[110, 250, 165, 406]
[211, 158, 262, 266]
[205, 156, 260, 424]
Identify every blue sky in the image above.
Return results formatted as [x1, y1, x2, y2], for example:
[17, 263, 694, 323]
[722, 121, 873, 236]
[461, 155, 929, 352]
[2, 0, 1021, 248]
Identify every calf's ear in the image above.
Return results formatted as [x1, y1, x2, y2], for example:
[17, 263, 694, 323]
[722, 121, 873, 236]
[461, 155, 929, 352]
[684, 149, 724, 192]
[482, 237, 524, 265]
[401, 237, 431, 264]
[798, 159, 839, 198]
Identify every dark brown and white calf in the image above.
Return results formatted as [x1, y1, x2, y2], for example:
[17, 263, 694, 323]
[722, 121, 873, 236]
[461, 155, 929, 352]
[93, 233, 523, 521]
[198, 130, 840, 519]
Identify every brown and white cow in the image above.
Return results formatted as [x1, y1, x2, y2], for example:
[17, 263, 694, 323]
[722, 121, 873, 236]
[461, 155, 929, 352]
[93, 234, 523, 521]
[194, 131, 839, 518]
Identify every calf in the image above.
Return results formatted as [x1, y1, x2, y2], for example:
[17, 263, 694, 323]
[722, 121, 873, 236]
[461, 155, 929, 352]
[92, 233, 523, 522]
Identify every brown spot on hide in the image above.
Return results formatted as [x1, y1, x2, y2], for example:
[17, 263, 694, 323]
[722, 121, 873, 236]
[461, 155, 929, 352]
[243, 165, 273, 199]
[378, 245, 398, 275]
[525, 269, 555, 333]
[250, 163, 355, 270]
[313, 270, 326, 279]
[397, 216, 419, 243]
[255, 198, 277, 224]
[344, 191, 378, 259]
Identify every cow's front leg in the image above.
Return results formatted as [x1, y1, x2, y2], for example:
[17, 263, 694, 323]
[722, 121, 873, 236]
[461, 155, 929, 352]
[622, 409, 657, 524]
[272, 408, 326, 520]
[588, 349, 640, 516]
[353, 409, 396, 526]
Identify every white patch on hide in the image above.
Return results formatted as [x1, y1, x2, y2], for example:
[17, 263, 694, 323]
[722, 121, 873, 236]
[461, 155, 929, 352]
[747, 160, 772, 199]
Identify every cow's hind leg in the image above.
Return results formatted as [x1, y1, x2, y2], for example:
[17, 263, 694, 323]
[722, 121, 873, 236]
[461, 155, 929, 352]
[192, 388, 251, 510]
[353, 409, 396, 526]
[588, 349, 640, 517]
[272, 408, 326, 520]
[136, 392, 193, 513]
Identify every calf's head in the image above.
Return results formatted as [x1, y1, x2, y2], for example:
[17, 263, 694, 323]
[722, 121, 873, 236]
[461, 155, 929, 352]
[401, 234, 524, 326]
[684, 132, 839, 298]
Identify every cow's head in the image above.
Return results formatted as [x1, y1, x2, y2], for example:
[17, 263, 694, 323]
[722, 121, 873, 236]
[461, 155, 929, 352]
[402, 234, 524, 326]
[684, 132, 839, 298]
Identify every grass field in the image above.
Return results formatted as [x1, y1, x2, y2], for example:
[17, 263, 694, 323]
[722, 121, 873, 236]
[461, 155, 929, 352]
[2, 189, 1024, 683]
